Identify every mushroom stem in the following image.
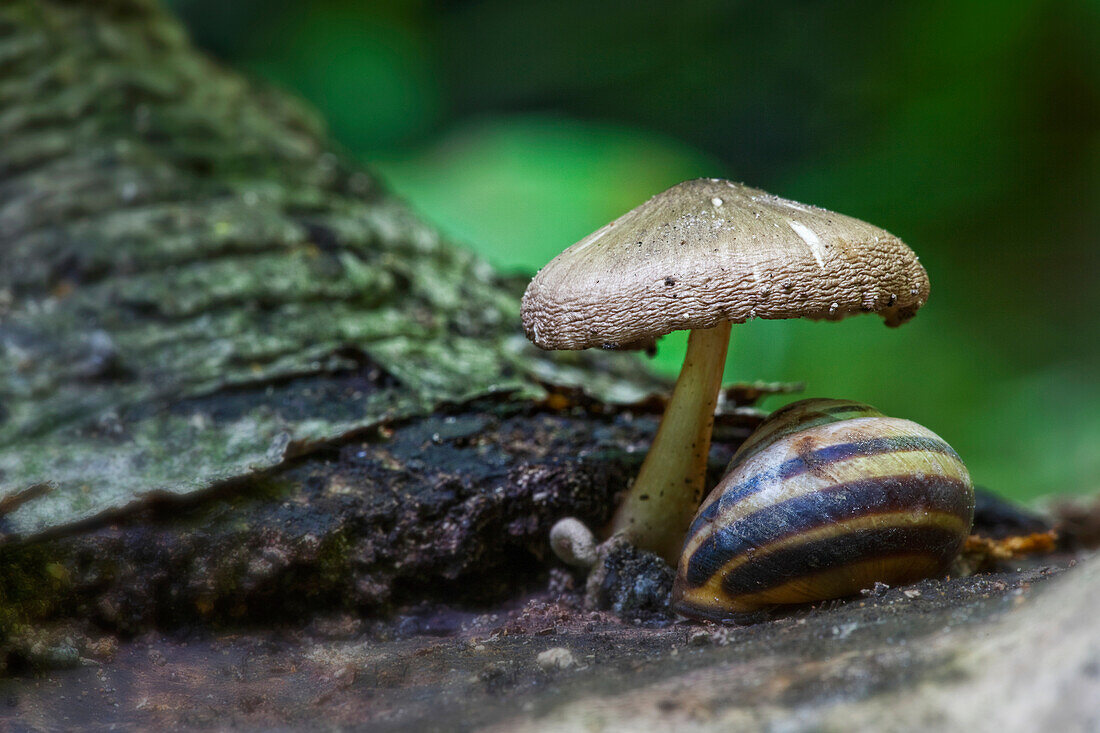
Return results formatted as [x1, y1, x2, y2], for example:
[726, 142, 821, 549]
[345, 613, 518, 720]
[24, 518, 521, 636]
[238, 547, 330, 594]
[608, 321, 732, 564]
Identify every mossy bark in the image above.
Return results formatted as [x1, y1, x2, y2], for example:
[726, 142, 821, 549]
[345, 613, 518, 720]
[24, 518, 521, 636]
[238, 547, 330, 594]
[0, 0, 662, 544]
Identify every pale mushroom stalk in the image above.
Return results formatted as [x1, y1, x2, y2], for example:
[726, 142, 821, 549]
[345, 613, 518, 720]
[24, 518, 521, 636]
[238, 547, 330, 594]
[608, 322, 731, 564]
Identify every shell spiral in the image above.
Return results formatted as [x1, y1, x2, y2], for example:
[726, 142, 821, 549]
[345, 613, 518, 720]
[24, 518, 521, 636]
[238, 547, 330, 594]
[672, 398, 974, 623]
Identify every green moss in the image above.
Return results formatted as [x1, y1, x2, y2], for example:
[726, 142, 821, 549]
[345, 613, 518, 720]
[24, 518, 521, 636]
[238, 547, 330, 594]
[314, 530, 354, 591]
[0, 545, 69, 640]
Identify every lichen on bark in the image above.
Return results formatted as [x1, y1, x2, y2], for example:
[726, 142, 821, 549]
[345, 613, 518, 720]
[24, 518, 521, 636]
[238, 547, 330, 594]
[0, 0, 663, 542]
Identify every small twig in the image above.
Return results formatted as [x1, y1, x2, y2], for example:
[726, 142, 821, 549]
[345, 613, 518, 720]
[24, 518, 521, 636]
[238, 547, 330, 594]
[0, 482, 52, 517]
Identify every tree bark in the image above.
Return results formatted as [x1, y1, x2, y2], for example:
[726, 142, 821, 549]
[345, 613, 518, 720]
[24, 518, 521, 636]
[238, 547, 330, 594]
[0, 0, 699, 662]
[0, 0, 658, 542]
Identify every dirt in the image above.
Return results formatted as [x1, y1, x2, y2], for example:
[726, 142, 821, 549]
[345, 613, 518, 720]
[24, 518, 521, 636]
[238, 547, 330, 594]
[0, 562, 1076, 731]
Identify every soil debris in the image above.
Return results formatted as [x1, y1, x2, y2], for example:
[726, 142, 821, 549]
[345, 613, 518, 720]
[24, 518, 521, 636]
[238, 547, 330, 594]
[962, 531, 1060, 573]
[536, 647, 579, 671]
[584, 536, 675, 624]
[0, 562, 1079, 731]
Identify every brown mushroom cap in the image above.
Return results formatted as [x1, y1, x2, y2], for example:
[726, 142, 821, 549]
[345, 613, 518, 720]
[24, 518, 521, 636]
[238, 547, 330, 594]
[522, 178, 929, 350]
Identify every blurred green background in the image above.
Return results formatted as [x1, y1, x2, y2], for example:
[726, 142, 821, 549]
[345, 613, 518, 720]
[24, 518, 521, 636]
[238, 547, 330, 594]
[168, 0, 1098, 503]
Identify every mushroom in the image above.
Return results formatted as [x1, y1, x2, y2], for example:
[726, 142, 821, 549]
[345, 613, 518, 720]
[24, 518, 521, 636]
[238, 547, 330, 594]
[549, 517, 598, 569]
[522, 178, 929, 564]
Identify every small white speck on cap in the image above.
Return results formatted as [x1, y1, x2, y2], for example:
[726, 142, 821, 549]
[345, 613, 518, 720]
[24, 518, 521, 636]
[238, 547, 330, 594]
[787, 220, 827, 270]
[780, 198, 813, 213]
[712, 197, 723, 207]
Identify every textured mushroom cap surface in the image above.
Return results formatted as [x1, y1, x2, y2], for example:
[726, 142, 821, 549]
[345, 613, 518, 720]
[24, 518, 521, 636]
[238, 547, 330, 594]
[522, 178, 929, 350]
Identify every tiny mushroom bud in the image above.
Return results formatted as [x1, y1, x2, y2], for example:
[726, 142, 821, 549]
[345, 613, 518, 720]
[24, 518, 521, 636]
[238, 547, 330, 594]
[522, 178, 929, 564]
[549, 517, 598, 569]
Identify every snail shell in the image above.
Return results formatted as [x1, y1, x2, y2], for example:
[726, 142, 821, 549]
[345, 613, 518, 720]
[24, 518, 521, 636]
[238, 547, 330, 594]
[673, 398, 974, 622]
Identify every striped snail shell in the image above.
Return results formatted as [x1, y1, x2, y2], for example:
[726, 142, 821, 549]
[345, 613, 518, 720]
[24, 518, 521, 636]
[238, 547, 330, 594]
[673, 398, 974, 622]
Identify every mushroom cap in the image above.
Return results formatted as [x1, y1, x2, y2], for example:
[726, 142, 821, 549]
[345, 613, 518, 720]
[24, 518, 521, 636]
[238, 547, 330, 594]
[522, 178, 930, 350]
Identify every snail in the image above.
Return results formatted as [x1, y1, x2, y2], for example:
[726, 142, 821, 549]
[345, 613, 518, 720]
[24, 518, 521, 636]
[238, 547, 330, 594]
[672, 398, 974, 622]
